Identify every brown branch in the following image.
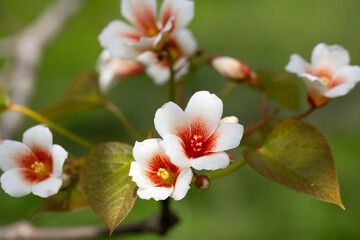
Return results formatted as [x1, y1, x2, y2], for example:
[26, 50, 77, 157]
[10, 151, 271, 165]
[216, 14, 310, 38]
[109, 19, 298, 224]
[0, 0, 86, 138]
[0, 209, 178, 240]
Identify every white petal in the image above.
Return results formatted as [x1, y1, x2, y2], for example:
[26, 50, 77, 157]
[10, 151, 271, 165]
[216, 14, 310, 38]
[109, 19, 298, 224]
[160, 0, 194, 31]
[300, 73, 328, 95]
[129, 161, 153, 188]
[174, 58, 190, 81]
[161, 134, 190, 168]
[220, 116, 239, 124]
[333, 65, 360, 84]
[171, 28, 197, 56]
[121, 0, 157, 34]
[153, 19, 173, 49]
[172, 168, 192, 200]
[185, 91, 223, 139]
[324, 82, 357, 98]
[285, 54, 310, 75]
[0, 168, 32, 197]
[0, 140, 33, 171]
[126, 36, 155, 51]
[99, 20, 144, 59]
[32, 177, 62, 198]
[210, 123, 243, 152]
[191, 152, 229, 171]
[311, 43, 350, 72]
[51, 144, 67, 177]
[154, 101, 190, 138]
[146, 63, 170, 85]
[137, 186, 173, 201]
[23, 125, 53, 154]
[136, 51, 158, 65]
[132, 139, 163, 168]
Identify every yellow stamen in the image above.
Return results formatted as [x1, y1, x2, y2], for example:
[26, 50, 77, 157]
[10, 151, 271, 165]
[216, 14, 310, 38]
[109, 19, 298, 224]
[148, 28, 158, 37]
[157, 168, 170, 180]
[320, 76, 330, 85]
[31, 161, 45, 174]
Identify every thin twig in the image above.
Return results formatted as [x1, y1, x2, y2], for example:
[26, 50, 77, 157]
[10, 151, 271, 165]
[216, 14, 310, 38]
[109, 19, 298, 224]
[0, 0, 86, 138]
[0, 210, 178, 240]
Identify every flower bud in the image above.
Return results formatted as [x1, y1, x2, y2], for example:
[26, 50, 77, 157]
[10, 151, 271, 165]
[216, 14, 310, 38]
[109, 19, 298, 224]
[195, 175, 211, 190]
[211, 56, 250, 82]
[220, 116, 239, 124]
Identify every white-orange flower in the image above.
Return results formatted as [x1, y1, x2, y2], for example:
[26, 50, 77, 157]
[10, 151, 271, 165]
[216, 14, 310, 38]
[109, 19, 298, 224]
[129, 138, 192, 201]
[99, 0, 194, 60]
[96, 50, 144, 92]
[137, 28, 197, 84]
[154, 91, 244, 171]
[0, 125, 67, 198]
[286, 43, 360, 107]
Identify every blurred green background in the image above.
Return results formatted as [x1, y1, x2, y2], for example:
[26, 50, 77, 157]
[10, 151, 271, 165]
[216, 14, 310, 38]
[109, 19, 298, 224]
[1, 0, 360, 239]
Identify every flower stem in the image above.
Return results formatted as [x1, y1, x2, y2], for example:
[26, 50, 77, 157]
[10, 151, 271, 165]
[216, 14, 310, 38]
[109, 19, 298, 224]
[219, 82, 237, 100]
[293, 106, 315, 120]
[243, 106, 280, 137]
[8, 103, 94, 149]
[103, 101, 142, 141]
[206, 159, 247, 180]
[166, 48, 176, 102]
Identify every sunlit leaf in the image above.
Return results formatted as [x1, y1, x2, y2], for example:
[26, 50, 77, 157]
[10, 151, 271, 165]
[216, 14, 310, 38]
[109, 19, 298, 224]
[80, 142, 137, 233]
[42, 72, 103, 121]
[243, 120, 344, 209]
[257, 70, 300, 111]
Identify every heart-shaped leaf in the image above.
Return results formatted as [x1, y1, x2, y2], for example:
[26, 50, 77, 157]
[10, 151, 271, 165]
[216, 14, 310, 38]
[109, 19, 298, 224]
[257, 70, 300, 111]
[80, 142, 137, 233]
[243, 120, 344, 209]
[42, 72, 103, 121]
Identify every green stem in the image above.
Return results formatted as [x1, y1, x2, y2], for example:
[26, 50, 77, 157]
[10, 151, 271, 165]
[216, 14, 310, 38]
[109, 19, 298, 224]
[103, 101, 142, 141]
[166, 48, 176, 102]
[294, 106, 315, 120]
[243, 106, 280, 137]
[8, 103, 94, 149]
[219, 82, 237, 100]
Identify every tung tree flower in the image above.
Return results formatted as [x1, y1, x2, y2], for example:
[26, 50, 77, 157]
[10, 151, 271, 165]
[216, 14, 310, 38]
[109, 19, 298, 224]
[129, 138, 192, 201]
[137, 28, 197, 85]
[154, 91, 244, 171]
[286, 43, 360, 107]
[99, 0, 194, 60]
[211, 56, 250, 82]
[96, 50, 144, 92]
[0, 125, 68, 198]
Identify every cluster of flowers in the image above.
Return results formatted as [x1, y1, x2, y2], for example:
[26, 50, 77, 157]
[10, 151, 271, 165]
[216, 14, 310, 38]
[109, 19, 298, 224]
[129, 91, 244, 200]
[97, 0, 197, 91]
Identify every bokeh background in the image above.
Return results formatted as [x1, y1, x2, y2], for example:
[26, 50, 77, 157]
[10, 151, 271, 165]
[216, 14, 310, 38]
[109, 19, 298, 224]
[1, 0, 360, 239]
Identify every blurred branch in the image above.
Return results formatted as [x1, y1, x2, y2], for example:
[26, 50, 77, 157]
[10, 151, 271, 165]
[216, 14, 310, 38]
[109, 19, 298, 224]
[0, 201, 178, 240]
[0, 0, 87, 138]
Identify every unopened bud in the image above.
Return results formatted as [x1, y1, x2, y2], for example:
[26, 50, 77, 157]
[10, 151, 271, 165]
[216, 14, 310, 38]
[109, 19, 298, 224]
[220, 116, 239, 124]
[211, 56, 250, 82]
[195, 175, 211, 190]
[226, 152, 234, 164]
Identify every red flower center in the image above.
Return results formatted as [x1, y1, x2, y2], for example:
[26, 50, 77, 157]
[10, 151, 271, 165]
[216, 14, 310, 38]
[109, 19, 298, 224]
[18, 147, 53, 183]
[146, 153, 180, 188]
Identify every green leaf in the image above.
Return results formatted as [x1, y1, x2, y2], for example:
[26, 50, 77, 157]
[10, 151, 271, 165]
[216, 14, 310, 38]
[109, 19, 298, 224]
[42, 72, 103, 121]
[243, 120, 344, 209]
[33, 177, 87, 217]
[257, 70, 300, 111]
[80, 142, 137, 233]
[242, 121, 275, 148]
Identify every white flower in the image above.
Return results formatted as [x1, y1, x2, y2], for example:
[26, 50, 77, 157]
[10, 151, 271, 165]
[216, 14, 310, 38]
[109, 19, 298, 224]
[211, 56, 250, 82]
[154, 91, 244, 171]
[0, 125, 68, 198]
[129, 138, 192, 201]
[96, 50, 144, 92]
[137, 28, 197, 85]
[98, 0, 194, 60]
[286, 43, 360, 107]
